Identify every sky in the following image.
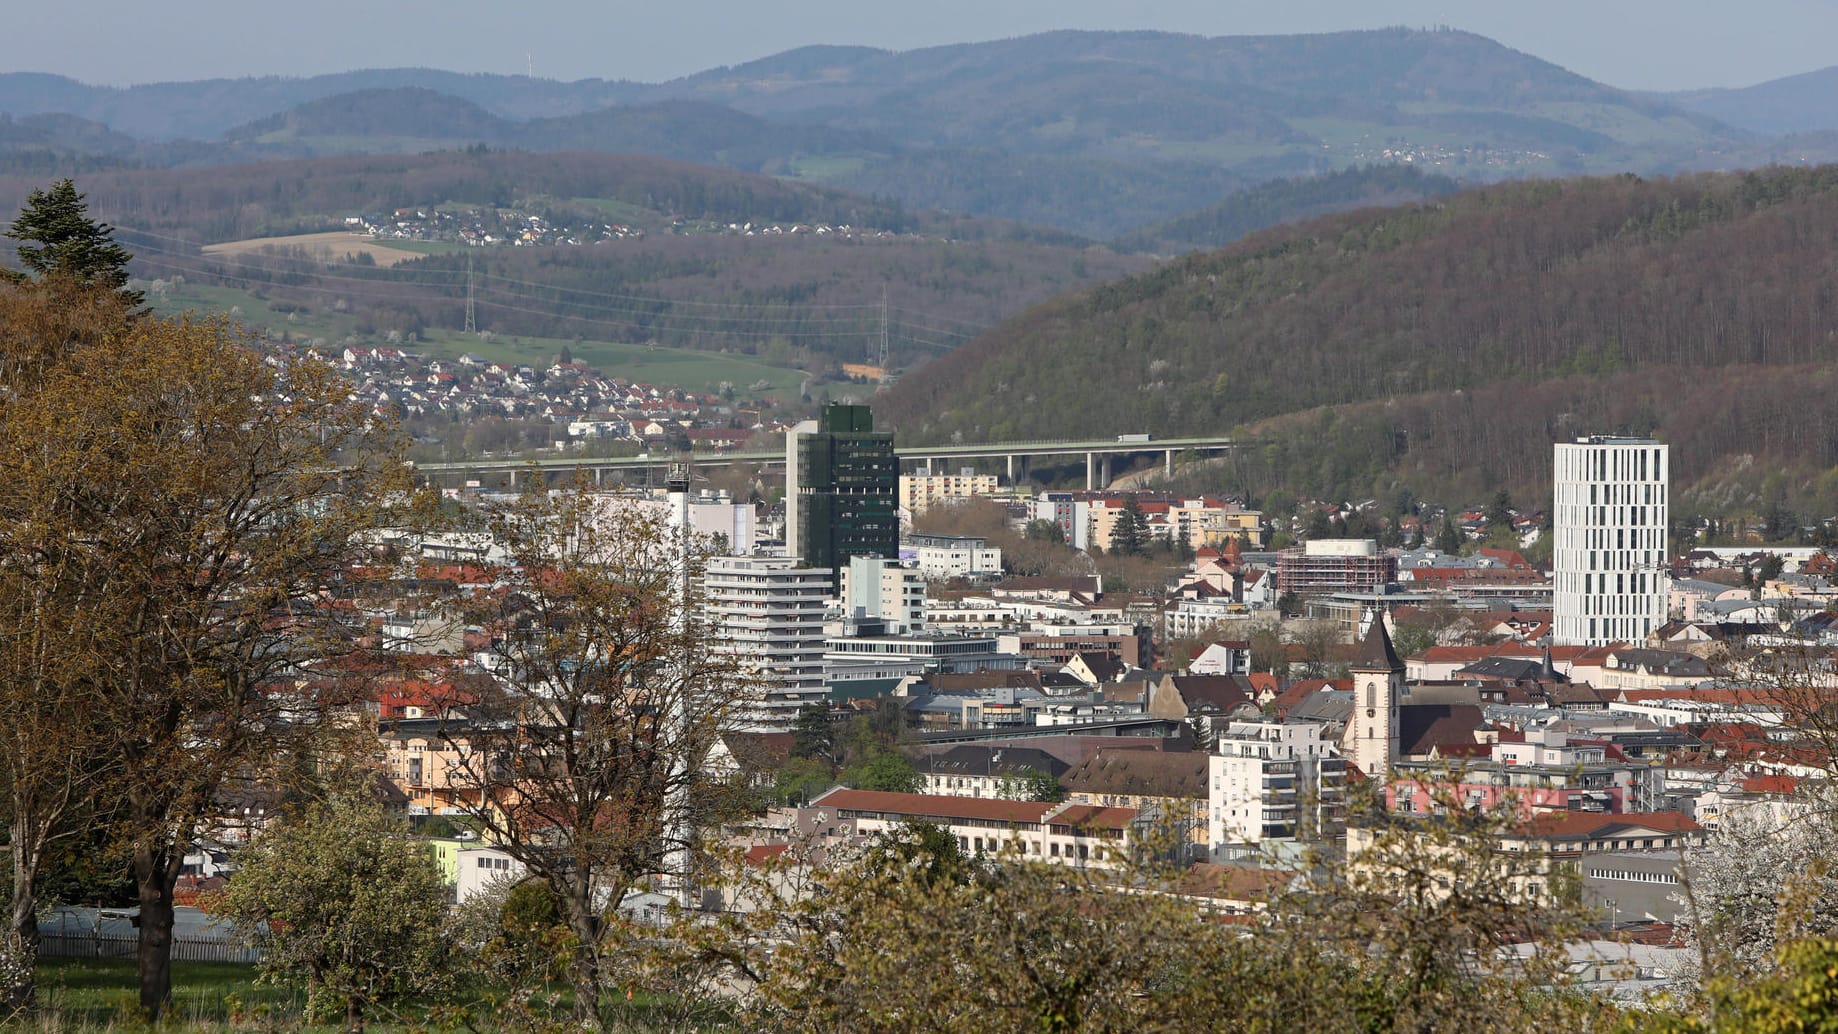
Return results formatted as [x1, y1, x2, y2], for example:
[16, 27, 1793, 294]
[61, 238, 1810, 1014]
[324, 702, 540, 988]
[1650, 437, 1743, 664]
[8, 0, 1836, 92]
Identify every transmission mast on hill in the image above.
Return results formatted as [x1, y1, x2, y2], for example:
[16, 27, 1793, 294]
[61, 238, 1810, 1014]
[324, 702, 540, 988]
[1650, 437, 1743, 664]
[878, 284, 889, 370]
[464, 253, 477, 335]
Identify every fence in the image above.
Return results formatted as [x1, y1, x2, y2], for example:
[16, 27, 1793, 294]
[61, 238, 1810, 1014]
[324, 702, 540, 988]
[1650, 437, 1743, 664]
[38, 931, 264, 965]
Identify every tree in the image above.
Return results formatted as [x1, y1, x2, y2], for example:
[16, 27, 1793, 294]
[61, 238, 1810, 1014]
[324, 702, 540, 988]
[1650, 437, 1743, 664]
[1111, 496, 1149, 557]
[1618, 937, 1838, 1034]
[1304, 507, 1335, 541]
[1315, 781, 1595, 1032]
[1247, 619, 1290, 678]
[1435, 512, 1464, 555]
[431, 483, 746, 1031]
[1485, 489, 1515, 540]
[1754, 554, 1785, 587]
[1024, 518, 1066, 544]
[4, 179, 141, 304]
[0, 308, 405, 1018]
[1390, 622, 1439, 662]
[214, 779, 452, 1031]
[845, 750, 921, 794]
[791, 703, 838, 766]
[996, 767, 1065, 803]
[0, 282, 143, 1008]
[1187, 714, 1217, 752]
[745, 785, 1600, 1034]
[0, 291, 400, 1016]
[1293, 620, 1344, 679]
[1673, 806, 1838, 988]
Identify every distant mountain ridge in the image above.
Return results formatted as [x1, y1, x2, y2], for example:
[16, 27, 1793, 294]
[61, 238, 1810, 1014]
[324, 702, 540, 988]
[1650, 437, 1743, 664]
[1663, 66, 1838, 136]
[0, 69, 643, 140]
[0, 28, 1798, 238]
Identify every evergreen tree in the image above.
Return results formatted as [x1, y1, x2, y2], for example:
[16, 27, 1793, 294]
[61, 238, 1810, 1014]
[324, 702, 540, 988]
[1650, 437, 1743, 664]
[5, 179, 141, 304]
[1112, 496, 1149, 556]
[791, 703, 837, 766]
[1435, 512, 1464, 555]
[1304, 507, 1334, 541]
[1485, 489, 1517, 545]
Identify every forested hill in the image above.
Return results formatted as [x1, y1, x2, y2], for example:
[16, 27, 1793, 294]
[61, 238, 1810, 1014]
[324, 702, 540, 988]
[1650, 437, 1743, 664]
[0, 150, 1060, 245]
[1112, 165, 1462, 253]
[878, 166, 1838, 502]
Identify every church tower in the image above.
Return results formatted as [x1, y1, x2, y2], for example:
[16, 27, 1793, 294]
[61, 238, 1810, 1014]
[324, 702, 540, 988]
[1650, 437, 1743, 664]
[1345, 611, 1406, 778]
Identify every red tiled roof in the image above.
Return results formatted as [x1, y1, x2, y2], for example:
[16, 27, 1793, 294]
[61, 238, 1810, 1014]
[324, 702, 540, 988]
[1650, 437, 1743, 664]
[744, 844, 789, 865]
[1413, 645, 1539, 664]
[1177, 863, 1295, 901]
[814, 788, 1052, 824]
[1518, 812, 1703, 839]
[1050, 804, 1137, 830]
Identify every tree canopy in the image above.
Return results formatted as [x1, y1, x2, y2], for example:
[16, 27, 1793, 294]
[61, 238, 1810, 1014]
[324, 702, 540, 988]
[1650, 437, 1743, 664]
[4, 179, 139, 302]
[214, 779, 451, 1030]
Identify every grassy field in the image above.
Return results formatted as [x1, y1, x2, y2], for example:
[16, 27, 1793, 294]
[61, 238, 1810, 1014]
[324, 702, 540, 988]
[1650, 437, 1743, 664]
[787, 155, 869, 180]
[143, 282, 810, 398]
[26, 958, 299, 1031]
[23, 958, 732, 1032]
[370, 238, 474, 258]
[415, 328, 808, 397]
[560, 195, 668, 229]
[202, 231, 422, 267]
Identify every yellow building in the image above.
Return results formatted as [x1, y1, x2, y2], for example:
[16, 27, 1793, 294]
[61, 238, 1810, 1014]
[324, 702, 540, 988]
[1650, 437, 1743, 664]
[900, 471, 1002, 515]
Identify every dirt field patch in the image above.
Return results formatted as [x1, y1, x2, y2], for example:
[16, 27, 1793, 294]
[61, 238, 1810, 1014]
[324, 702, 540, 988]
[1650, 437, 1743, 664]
[202, 231, 419, 267]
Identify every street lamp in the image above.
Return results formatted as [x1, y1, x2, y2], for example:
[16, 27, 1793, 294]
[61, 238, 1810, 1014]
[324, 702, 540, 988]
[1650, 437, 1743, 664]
[1604, 898, 1617, 936]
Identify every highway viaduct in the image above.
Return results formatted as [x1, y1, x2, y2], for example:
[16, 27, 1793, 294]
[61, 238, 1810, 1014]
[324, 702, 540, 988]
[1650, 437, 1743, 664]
[409, 435, 1243, 491]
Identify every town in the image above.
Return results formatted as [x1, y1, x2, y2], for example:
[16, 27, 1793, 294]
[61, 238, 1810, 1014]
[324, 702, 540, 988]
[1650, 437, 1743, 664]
[9, 20, 1838, 1027]
[21, 385, 1835, 1027]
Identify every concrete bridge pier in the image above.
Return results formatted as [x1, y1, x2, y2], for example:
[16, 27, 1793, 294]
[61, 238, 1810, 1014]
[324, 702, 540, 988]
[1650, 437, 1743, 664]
[1165, 448, 1175, 478]
[1086, 452, 1095, 490]
[1006, 453, 1015, 483]
[1098, 456, 1111, 489]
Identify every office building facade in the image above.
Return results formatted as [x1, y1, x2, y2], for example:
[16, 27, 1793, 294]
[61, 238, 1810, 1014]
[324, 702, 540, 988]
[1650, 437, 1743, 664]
[1553, 437, 1669, 646]
[789, 404, 898, 587]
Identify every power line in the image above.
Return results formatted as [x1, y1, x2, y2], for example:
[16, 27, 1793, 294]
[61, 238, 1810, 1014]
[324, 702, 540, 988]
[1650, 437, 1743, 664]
[463, 254, 476, 336]
[117, 228, 995, 349]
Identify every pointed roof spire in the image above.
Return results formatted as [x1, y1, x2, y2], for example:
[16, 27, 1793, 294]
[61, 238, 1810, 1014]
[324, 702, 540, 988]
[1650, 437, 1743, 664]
[1352, 610, 1405, 673]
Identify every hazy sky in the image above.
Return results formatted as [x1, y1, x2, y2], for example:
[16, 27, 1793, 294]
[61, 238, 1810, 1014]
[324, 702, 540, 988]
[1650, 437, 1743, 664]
[9, 1, 1834, 91]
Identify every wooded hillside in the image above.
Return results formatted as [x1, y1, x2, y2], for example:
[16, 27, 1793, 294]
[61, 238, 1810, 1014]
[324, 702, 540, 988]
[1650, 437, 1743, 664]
[880, 166, 1838, 510]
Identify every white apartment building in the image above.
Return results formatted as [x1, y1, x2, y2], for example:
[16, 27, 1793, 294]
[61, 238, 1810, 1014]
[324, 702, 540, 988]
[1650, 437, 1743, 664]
[1553, 437, 1669, 646]
[1209, 721, 1346, 856]
[705, 556, 833, 731]
[841, 555, 926, 633]
[810, 788, 1142, 869]
[912, 540, 1004, 580]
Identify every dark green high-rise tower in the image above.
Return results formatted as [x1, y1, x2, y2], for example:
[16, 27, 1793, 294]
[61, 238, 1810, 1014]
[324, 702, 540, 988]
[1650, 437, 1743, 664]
[791, 404, 897, 587]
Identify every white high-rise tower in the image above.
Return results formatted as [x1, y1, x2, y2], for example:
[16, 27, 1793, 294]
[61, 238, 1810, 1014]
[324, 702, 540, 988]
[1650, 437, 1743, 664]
[1553, 437, 1669, 646]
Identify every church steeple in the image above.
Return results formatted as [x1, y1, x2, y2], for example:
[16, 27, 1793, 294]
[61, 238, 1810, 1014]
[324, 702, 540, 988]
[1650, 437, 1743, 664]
[1352, 611, 1405, 674]
[1346, 609, 1405, 777]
